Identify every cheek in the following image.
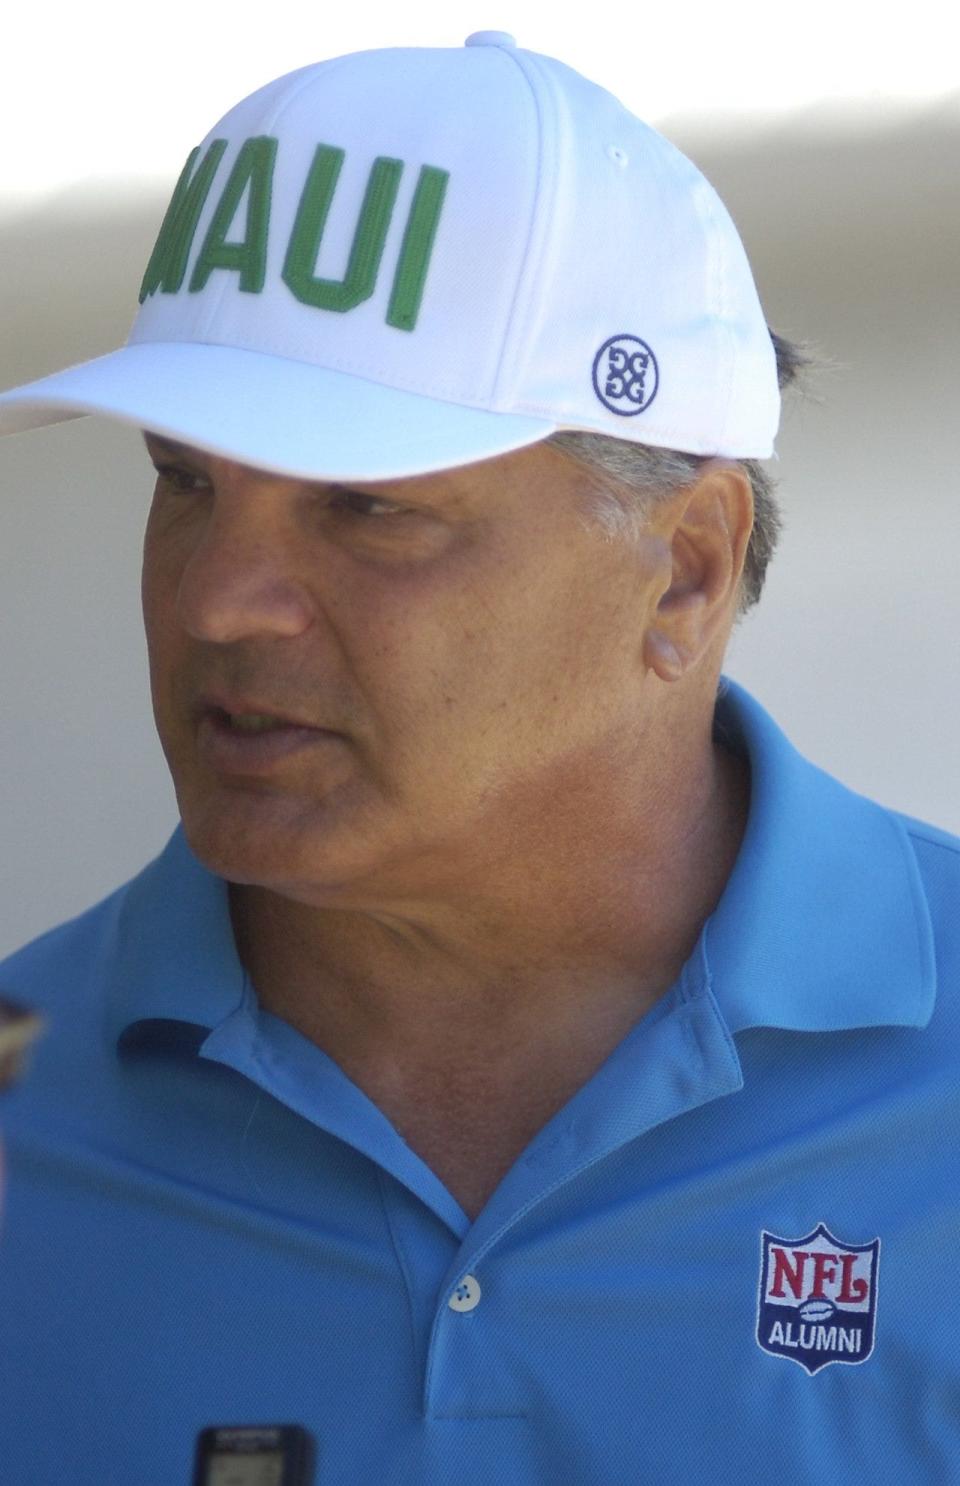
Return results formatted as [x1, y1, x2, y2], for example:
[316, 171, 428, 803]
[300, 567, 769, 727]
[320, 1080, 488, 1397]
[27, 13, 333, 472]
[335, 571, 523, 778]
[140, 501, 195, 617]
[458, 568, 643, 751]
[140, 522, 173, 638]
[371, 577, 583, 765]
[140, 547, 189, 722]
[141, 564, 174, 662]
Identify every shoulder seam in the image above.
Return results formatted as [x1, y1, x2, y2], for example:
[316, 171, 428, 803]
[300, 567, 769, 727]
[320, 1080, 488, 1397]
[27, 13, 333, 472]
[902, 825, 960, 857]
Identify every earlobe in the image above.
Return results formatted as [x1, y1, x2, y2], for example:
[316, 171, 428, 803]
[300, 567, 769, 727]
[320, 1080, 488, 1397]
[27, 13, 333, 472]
[644, 629, 685, 683]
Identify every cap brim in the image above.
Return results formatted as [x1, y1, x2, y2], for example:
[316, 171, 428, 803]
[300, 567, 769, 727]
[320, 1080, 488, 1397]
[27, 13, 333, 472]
[0, 341, 556, 482]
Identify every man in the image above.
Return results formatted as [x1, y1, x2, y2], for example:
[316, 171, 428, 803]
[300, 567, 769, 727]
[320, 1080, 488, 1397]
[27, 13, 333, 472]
[0, 32, 957, 1486]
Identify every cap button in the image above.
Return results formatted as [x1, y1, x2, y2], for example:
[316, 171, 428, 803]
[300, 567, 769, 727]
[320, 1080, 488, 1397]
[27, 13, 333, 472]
[464, 31, 518, 48]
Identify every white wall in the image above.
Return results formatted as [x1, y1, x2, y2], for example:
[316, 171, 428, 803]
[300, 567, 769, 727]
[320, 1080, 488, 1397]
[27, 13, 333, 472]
[1, 105, 958, 960]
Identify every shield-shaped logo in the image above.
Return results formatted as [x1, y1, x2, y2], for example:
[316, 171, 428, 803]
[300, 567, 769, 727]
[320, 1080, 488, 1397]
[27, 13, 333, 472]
[756, 1223, 880, 1374]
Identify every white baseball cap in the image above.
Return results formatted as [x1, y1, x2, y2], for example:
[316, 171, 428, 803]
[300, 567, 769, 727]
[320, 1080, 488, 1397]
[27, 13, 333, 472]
[0, 31, 780, 481]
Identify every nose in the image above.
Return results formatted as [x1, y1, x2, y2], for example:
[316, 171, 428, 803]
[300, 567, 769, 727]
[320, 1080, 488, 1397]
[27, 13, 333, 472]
[172, 486, 317, 646]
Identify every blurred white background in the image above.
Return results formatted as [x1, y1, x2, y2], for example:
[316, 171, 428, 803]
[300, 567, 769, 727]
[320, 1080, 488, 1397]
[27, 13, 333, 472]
[1, 1, 958, 957]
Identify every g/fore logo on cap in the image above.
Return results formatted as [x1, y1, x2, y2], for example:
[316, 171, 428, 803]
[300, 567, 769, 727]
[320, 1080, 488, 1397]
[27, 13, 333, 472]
[139, 136, 450, 333]
[756, 1224, 881, 1375]
[592, 334, 659, 416]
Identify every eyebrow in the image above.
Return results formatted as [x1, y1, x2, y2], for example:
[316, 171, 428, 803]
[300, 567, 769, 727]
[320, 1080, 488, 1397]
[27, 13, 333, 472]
[140, 431, 200, 459]
[138, 430, 460, 503]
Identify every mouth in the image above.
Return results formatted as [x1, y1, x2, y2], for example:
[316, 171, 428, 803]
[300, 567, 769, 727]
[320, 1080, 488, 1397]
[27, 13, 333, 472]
[197, 690, 325, 730]
[210, 707, 312, 735]
[198, 709, 339, 774]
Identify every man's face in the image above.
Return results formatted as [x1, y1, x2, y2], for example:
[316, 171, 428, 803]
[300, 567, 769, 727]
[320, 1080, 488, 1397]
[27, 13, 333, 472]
[140, 434, 669, 907]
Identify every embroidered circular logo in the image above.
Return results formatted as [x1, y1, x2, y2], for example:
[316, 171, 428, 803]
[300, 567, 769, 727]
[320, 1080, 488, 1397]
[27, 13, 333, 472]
[592, 334, 659, 416]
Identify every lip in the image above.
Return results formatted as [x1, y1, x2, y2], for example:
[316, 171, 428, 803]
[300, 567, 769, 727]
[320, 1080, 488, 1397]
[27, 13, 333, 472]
[197, 692, 320, 730]
[197, 711, 338, 774]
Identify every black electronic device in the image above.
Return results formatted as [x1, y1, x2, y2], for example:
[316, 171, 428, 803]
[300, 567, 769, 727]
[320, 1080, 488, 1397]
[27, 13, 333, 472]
[0, 992, 46, 1093]
[192, 1424, 315, 1485]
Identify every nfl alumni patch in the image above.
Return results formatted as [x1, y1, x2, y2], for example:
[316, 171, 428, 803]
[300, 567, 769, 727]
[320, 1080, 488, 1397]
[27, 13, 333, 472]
[756, 1224, 880, 1374]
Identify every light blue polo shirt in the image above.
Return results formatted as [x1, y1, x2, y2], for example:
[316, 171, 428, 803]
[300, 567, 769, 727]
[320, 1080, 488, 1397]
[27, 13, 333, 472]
[1, 674, 957, 1484]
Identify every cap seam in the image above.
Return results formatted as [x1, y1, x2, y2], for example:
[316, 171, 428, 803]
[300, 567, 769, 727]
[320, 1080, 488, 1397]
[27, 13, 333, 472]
[3, 339, 769, 456]
[689, 174, 737, 449]
[128, 331, 514, 404]
[485, 47, 557, 405]
[187, 60, 355, 344]
[127, 331, 739, 442]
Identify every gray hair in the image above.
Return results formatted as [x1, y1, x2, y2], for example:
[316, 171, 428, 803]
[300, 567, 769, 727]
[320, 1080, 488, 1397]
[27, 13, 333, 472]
[547, 331, 830, 624]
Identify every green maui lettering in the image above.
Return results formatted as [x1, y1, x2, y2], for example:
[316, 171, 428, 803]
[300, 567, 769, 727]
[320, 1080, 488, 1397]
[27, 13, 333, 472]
[386, 165, 449, 331]
[189, 136, 277, 294]
[139, 140, 228, 301]
[138, 135, 450, 331]
[282, 145, 402, 312]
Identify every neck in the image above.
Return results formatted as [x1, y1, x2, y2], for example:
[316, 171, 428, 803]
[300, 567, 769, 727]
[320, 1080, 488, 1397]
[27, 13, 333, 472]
[228, 738, 750, 1070]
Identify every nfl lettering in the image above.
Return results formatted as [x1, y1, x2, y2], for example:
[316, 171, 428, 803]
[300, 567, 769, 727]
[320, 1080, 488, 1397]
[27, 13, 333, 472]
[756, 1223, 880, 1374]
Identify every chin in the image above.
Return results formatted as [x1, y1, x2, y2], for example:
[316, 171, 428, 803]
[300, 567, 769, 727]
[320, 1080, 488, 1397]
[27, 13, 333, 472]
[173, 778, 385, 902]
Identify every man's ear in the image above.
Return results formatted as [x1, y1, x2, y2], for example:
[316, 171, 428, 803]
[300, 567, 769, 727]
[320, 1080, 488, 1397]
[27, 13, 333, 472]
[642, 463, 753, 682]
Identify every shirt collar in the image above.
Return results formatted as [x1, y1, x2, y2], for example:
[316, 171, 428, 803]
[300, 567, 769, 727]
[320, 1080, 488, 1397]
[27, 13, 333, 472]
[105, 824, 246, 1053]
[703, 675, 935, 1033]
[106, 674, 936, 1052]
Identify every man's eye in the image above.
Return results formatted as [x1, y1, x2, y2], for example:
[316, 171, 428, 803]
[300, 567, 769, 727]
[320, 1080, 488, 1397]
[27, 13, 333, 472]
[328, 488, 407, 520]
[153, 462, 209, 494]
[151, 464, 404, 520]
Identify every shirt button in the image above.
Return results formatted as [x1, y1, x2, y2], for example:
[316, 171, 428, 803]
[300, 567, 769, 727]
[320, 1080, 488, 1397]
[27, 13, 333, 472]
[464, 31, 518, 49]
[448, 1274, 482, 1312]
